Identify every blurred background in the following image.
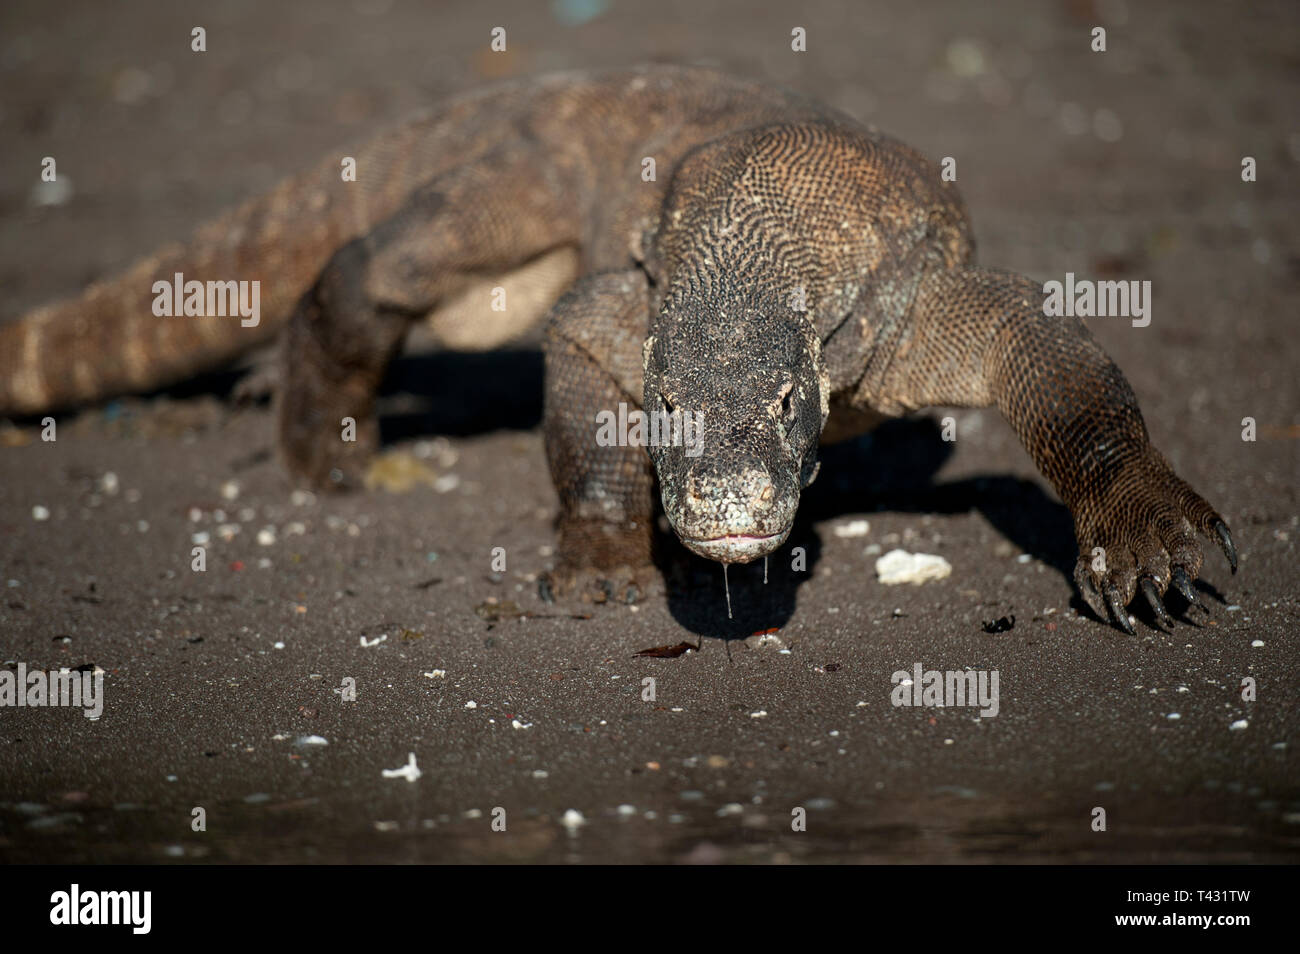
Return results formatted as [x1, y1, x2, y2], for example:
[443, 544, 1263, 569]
[2, 0, 1296, 335]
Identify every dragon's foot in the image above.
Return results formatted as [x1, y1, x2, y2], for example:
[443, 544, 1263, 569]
[276, 361, 379, 492]
[1070, 448, 1236, 633]
[539, 517, 659, 605]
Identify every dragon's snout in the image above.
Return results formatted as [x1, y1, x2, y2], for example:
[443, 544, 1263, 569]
[667, 466, 796, 563]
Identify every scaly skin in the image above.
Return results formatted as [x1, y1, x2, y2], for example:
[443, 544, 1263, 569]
[0, 66, 1235, 632]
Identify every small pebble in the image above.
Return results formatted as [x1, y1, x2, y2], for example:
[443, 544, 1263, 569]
[833, 519, 870, 538]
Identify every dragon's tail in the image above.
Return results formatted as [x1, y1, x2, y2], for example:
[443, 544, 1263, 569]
[0, 94, 501, 417]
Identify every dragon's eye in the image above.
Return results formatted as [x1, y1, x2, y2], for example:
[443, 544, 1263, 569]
[778, 383, 796, 422]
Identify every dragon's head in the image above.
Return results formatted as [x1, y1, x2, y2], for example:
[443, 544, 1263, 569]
[643, 289, 827, 565]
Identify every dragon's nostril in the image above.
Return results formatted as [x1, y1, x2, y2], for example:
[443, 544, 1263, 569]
[759, 483, 773, 502]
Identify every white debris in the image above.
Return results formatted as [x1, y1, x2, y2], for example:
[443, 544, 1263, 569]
[100, 472, 120, 495]
[511, 719, 533, 730]
[423, 670, 446, 679]
[1251, 640, 1265, 648]
[745, 631, 786, 651]
[220, 480, 240, 501]
[256, 526, 277, 546]
[359, 633, 387, 648]
[295, 735, 328, 746]
[382, 752, 422, 783]
[833, 519, 871, 538]
[560, 809, 586, 832]
[31, 177, 73, 207]
[875, 549, 952, 585]
[433, 474, 460, 494]
[191, 531, 210, 545]
[750, 710, 768, 719]
[32, 505, 50, 521]
[1229, 720, 1249, 731]
[464, 700, 477, 709]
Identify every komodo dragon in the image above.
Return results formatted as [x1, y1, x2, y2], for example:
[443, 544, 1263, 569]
[0, 65, 1236, 633]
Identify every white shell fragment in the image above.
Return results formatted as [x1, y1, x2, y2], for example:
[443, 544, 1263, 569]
[382, 752, 422, 783]
[874, 549, 952, 585]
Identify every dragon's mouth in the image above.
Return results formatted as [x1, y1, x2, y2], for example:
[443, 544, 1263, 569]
[680, 531, 786, 564]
